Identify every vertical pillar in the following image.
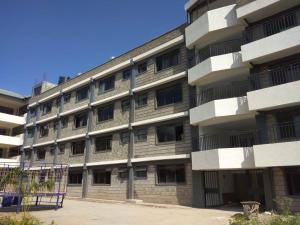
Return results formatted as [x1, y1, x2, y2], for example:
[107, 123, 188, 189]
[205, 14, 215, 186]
[127, 60, 136, 200]
[263, 168, 274, 211]
[192, 171, 205, 208]
[82, 78, 95, 198]
[54, 92, 64, 165]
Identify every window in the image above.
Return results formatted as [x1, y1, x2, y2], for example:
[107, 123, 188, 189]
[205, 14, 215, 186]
[156, 49, 180, 72]
[39, 124, 49, 137]
[157, 164, 186, 184]
[121, 99, 130, 112]
[135, 129, 147, 142]
[0, 106, 13, 114]
[41, 102, 52, 115]
[156, 84, 182, 107]
[29, 108, 36, 118]
[189, 1, 208, 23]
[157, 124, 184, 143]
[97, 104, 114, 122]
[122, 69, 131, 80]
[76, 87, 89, 102]
[64, 93, 71, 103]
[27, 128, 34, 138]
[134, 166, 147, 179]
[135, 94, 147, 108]
[118, 168, 128, 179]
[137, 62, 147, 75]
[53, 120, 59, 131]
[99, 76, 115, 93]
[120, 132, 129, 144]
[68, 171, 82, 185]
[56, 97, 61, 107]
[49, 145, 55, 155]
[61, 117, 68, 128]
[74, 113, 87, 128]
[58, 144, 65, 154]
[33, 85, 42, 96]
[36, 149, 46, 160]
[93, 170, 111, 185]
[71, 140, 85, 155]
[286, 167, 300, 196]
[95, 135, 112, 152]
[25, 150, 32, 160]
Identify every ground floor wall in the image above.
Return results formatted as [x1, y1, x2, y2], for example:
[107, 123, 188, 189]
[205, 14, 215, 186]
[65, 160, 193, 206]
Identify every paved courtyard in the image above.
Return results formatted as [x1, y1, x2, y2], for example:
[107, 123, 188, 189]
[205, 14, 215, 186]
[29, 199, 238, 225]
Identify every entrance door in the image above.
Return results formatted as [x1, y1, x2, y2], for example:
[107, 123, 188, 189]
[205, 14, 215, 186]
[204, 171, 221, 207]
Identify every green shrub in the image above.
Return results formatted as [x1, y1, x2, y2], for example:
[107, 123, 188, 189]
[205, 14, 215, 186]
[0, 215, 56, 225]
[229, 214, 300, 225]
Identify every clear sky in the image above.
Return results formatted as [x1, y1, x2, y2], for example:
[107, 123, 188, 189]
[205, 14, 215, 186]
[0, 0, 186, 96]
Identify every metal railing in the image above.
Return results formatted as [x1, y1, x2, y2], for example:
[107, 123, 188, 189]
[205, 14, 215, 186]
[250, 61, 300, 90]
[244, 6, 300, 43]
[192, 121, 300, 151]
[195, 39, 242, 65]
[192, 81, 250, 106]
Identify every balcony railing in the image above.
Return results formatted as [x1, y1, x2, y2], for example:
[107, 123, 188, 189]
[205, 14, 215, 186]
[244, 6, 300, 43]
[250, 61, 300, 90]
[194, 39, 242, 66]
[191, 81, 250, 106]
[192, 121, 300, 151]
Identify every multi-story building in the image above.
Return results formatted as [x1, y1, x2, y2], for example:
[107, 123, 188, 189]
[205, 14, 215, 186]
[21, 0, 300, 210]
[0, 89, 27, 165]
[23, 25, 193, 205]
[186, 0, 300, 211]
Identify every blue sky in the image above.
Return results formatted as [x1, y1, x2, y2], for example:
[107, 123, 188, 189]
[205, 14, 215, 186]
[0, 0, 186, 96]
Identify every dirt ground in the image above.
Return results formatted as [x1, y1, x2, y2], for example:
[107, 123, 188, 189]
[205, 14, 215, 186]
[26, 199, 239, 225]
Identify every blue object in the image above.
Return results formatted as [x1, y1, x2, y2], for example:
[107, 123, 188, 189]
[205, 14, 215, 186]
[2, 196, 13, 207]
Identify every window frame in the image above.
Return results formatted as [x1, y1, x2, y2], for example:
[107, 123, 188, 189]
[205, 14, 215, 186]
[118, 167, 129, 179]
[156, 123, 184, 143]
[134, 166, 148, 179]
[58, 143, 65, 155]
[122, 69, 132, 80]
[137, 62, 148, 76]
[36, 148, 46, 161]
[135, 93, 148, 108]
[95, 135, 113, 152]
[155, 49, 180, 72]
[97, 104, 114, 122]
[76, 86, 89, 102]
[121, 99, 130, 112]
[71, 140, 85, 156]
[156, 164, 186, 185]
[120, 132, 129, 145]
[61, 117, 69, 129]
[134, 129, 147, 143]
[285, 167, 300, 196]
[68, 171, 83, 185]
[156, 83, 182, 107]
[39, 124, 49, 137]
[99, 75, 115, 93]
[92, 169, 111, 185]
[73, 113, 88, 129]
[41, 102, 52, 115]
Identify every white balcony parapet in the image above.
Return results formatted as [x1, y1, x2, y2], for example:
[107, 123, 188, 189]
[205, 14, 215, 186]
[185, 4, 243, 49]
[190, 97, 254, 126]
[0, 156, 21, 167]
[241, 26, 300, 64]
[254, 141, 300, 168]
[192, 147, 255, 170]
[0, 113, 25, 128]
[188, 52, 249, 85]
[247, 80, 300, 111]
[0, 134, 23, 147]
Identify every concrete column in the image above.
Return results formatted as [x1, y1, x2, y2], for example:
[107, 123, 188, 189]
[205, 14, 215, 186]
[263, 168, 274, 211]
[54, 93, 64, 165]
[192, 171, 205, 208]
[127, 60, 137, 200]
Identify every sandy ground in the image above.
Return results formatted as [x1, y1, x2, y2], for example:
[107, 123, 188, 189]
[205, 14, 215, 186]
[26, 199, 239, 225]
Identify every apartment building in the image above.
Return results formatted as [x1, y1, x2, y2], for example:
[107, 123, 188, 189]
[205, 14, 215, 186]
[186, 0, 300, 211]
[23, 25, 193, 205]
[0, 89, 27, 165]
[21, 0, 300, 209]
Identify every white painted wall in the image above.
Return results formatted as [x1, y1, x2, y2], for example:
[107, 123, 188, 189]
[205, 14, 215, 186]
[247, 80, 300, 111]
[190, 96, 251, 125]
[0, 112, 25, 127]
[192, 147, 256, 170]
[185, 4, 241, 48]
[254, 141, 300, 167]
[0, 134, 23, 147]
[241, 26, 300, 64]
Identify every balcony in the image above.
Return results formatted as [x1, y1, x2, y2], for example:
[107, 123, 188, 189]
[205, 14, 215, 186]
[0, 134, 24, 148]
[0, 156, 21, 167]
[241, 7, 300, 64]
[254, 121, 300, 167]
[237, 0, 299, 23]
[190, 81, 254, 126]
[188, 39, 249, 85]
[247, 62, 300, 110]
[192, 132, 257, 170]
[185, 3, 243, 49]
[0, 112, 25, 128]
